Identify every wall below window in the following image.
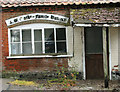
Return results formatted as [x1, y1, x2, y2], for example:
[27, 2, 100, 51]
[4, 58, 68, 71]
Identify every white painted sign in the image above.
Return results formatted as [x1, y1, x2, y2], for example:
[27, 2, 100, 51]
[5, 13, 69, 26]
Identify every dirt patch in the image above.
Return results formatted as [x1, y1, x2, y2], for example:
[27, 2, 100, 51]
[2, 78, 120, 91]
[36, 79, 120, 90]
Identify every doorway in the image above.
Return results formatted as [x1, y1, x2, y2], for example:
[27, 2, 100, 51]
[85, 27, 104, 79]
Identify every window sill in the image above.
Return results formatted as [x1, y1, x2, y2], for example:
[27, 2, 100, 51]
[6, 55, 73, 59]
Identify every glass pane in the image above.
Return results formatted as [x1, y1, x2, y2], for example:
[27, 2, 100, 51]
[22, 29, 31, 41]
[44, 28, 54, 41]
[11, 43, 21, 55]
[56, 28, 66, 40]
[57, 42, 66, 53]
[22, 43, 32, 54]
[11, 30, 20, 42]
[34, 29, 42, 41]
[35, 42, 42, 54]
[85, 27, 103, 54]
[45, 42, 55, 53]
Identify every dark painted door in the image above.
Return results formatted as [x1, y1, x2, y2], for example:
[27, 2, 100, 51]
[85, 27, 104, 79]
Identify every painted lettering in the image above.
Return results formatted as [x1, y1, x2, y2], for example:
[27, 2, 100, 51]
[24, 15, 32, 20]
[6, 13, 69, 26]
[14, 18, 18, 22]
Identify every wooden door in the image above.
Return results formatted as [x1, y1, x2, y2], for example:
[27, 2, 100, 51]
[85, 27, 104, 79]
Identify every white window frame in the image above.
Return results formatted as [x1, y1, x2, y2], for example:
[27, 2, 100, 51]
[7, 23, 72, 58]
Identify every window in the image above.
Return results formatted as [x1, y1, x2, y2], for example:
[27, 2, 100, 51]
[9, 24, 67, 56]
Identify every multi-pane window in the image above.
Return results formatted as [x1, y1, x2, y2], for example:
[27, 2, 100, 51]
[9, 28, 67, 56]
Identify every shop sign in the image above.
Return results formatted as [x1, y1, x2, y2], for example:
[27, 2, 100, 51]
[6, 13, 69, 26]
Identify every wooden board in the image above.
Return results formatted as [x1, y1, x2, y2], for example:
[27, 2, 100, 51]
[85, 54, 104, 79]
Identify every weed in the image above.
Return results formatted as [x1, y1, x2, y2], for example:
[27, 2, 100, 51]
[47, 64, 78, 90]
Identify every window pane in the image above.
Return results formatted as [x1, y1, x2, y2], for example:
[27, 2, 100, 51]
[22, 29, 31, 41]
[45, 42, 55, 53]
[45, 28, 54, 41]
[11, 43, 21, 55]
[22, 43, 32, 54]
[85, 27, 103, 54]
[56, 28, 66, 40]
[11, 30, 20, 42]
[34, 29, 42, 41]
[35, 42, 42, 54]
[57, 42, 66, 53]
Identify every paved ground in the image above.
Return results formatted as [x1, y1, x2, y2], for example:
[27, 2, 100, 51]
[1, 78, 120, 91]
[2, 78, 14, 90]
[1, 78, 39, 91]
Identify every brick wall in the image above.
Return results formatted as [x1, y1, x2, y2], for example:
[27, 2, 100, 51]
[2, 6, 70, 71]
[4, 58, 68, 71]
[0, 8, 2, 72]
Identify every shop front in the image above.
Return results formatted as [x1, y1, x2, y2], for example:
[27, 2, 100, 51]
[1, 0, 120, 80]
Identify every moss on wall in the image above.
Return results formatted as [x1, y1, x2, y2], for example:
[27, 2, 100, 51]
[70, 8, 120, 23]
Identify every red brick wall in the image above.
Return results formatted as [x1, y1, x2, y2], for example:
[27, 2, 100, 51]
[4, 58, 68, 71]
[0, 8, 2, 72]
[2, 6, 70, 71]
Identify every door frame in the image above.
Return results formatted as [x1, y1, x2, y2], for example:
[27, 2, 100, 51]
[82, 26, 111, 80]
[108, 27, 112, 80]
[82, 27, 86, 80]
